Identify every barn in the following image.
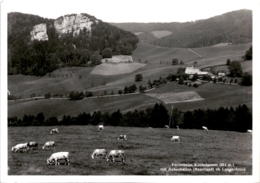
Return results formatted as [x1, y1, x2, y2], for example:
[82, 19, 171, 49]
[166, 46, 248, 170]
[101, 55, 133, 64]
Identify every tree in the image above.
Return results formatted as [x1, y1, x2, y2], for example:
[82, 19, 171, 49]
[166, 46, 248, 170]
[191, 73, 198, 81]
[177, 67, 185, 75]
[147, 80, 153, 88]
[118, 90, 123, 94]
[243, 46, 252, 61]
[135, 74, 143, 82]
[226, 59, 231, 65]
[240, 73, 252, 86]
[228, 61, 243, 77]
[170, 108, 182, 128]
[166, 74, 177, 81]
[44, 93, 51, 99]
[178, 76, 184, 85]
[172, 58, 179, 65]
[139, 85, 146, 93]
[35, 113, 45, 124]
[101, 47, 112, 58]
[150, 103, 169, 128]
[109, 110, 123, 126]
[69, 91, 85, 100]
[85, 91, 93, 97]
[90, 51, 102, 65]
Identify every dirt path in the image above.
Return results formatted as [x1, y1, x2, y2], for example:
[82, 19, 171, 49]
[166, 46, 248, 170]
[188, 48, 203, 58]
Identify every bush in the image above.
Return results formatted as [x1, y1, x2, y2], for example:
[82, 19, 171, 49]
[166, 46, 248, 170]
[90, 51, 102, 65]
[118, 90, 123, 95]
[177, 67, 186, 75]
[44, 93, 51, 99]
[124, 84, 137, 94]
[85, 91, 93, 97]
[135, 74, 143, 82]
[166, 74, 177, 81]
[139, 85, 147, 93]
[69, 91, 85, 100]
[172, 58, 179, 65]
[101, 48, 112, 58]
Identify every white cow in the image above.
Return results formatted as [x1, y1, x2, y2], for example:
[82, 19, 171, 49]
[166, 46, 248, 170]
[47, 152, 70, 165]
[117, 134, 127, 141]
[11, 143, 29, 152]
[98, 125, 104, 131]
[171, 136, 180, 143]
[42, 141, 55, 150]
[202, 126, 208, 131]
[50, 128, 59, 134]
[164, 125, 169, 128]
[106, 150, 126, 163]
[28, 141, 38, 149]
[247, 129, 252, 133]
[91, 149, 107, 159]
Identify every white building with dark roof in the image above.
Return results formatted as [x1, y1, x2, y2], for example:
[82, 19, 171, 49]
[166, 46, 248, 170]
[185, 66, 208, 75]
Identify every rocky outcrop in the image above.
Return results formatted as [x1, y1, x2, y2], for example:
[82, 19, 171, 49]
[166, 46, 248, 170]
[54, 14, 97, 36]
[30, 23, 48, 41]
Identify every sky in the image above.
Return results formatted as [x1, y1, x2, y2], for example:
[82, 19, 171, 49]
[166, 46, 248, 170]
[4, 0, 256, 22]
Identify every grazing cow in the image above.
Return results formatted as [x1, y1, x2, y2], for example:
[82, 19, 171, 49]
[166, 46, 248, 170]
[164, 125, 169, 128]
[28, 141, 38, 149]
[91, 149, 107, 159]
[171, 136, 180, 143]
[106, 150, 126, 163]
[202, 126, 208, 131]
[11, 143, 29, 152]
[247, 129, 252, 133]
[117, 134, 127, 141]
[47, 152, 70, 165]
[42, 141, 55, 150]
[50, 128, 59, 134]
[98, 125, 104, 131]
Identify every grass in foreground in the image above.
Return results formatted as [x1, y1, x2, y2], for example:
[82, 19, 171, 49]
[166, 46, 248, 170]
[8, 126, 251, 175]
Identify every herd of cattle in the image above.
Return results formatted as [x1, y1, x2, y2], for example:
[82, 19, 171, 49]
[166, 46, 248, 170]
[11, 125, 129, 165]
[11, 125, 252, 166]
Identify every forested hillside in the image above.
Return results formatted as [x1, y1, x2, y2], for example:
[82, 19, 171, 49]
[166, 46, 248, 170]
[113, 9, 252, 48]
[8, 12, 138, 76]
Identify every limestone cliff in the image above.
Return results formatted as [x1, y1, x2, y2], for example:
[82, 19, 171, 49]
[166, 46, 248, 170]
[54, 14, 98, 36]
[30, 23, 48, 41]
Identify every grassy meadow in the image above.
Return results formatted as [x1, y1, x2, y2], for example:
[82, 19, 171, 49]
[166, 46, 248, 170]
[8, 126, 252, 175]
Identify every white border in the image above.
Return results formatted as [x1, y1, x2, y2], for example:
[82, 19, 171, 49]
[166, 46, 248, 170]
[1, 1, 260, 183]
[252, 1, 260, 182]
[1, 0, 8, 182]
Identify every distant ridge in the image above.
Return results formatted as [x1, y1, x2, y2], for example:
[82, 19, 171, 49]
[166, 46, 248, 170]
[113, 9, 252, 48]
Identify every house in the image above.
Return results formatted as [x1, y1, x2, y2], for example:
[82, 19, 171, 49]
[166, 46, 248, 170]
[185, 66, 208, 75]
[218, 72, 226, 77]
[101, 55, 133, 64]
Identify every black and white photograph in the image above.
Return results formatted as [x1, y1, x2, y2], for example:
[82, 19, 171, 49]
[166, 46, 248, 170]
[1, 0, 260, 182]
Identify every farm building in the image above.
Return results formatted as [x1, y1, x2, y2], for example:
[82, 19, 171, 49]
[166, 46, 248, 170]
[218, 72, 226, 77]
[185, 66, 208, 75]
[101, 55, 133, 64]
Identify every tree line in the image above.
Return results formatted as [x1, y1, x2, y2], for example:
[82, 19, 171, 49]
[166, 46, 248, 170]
[8, 103, 252, 132]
